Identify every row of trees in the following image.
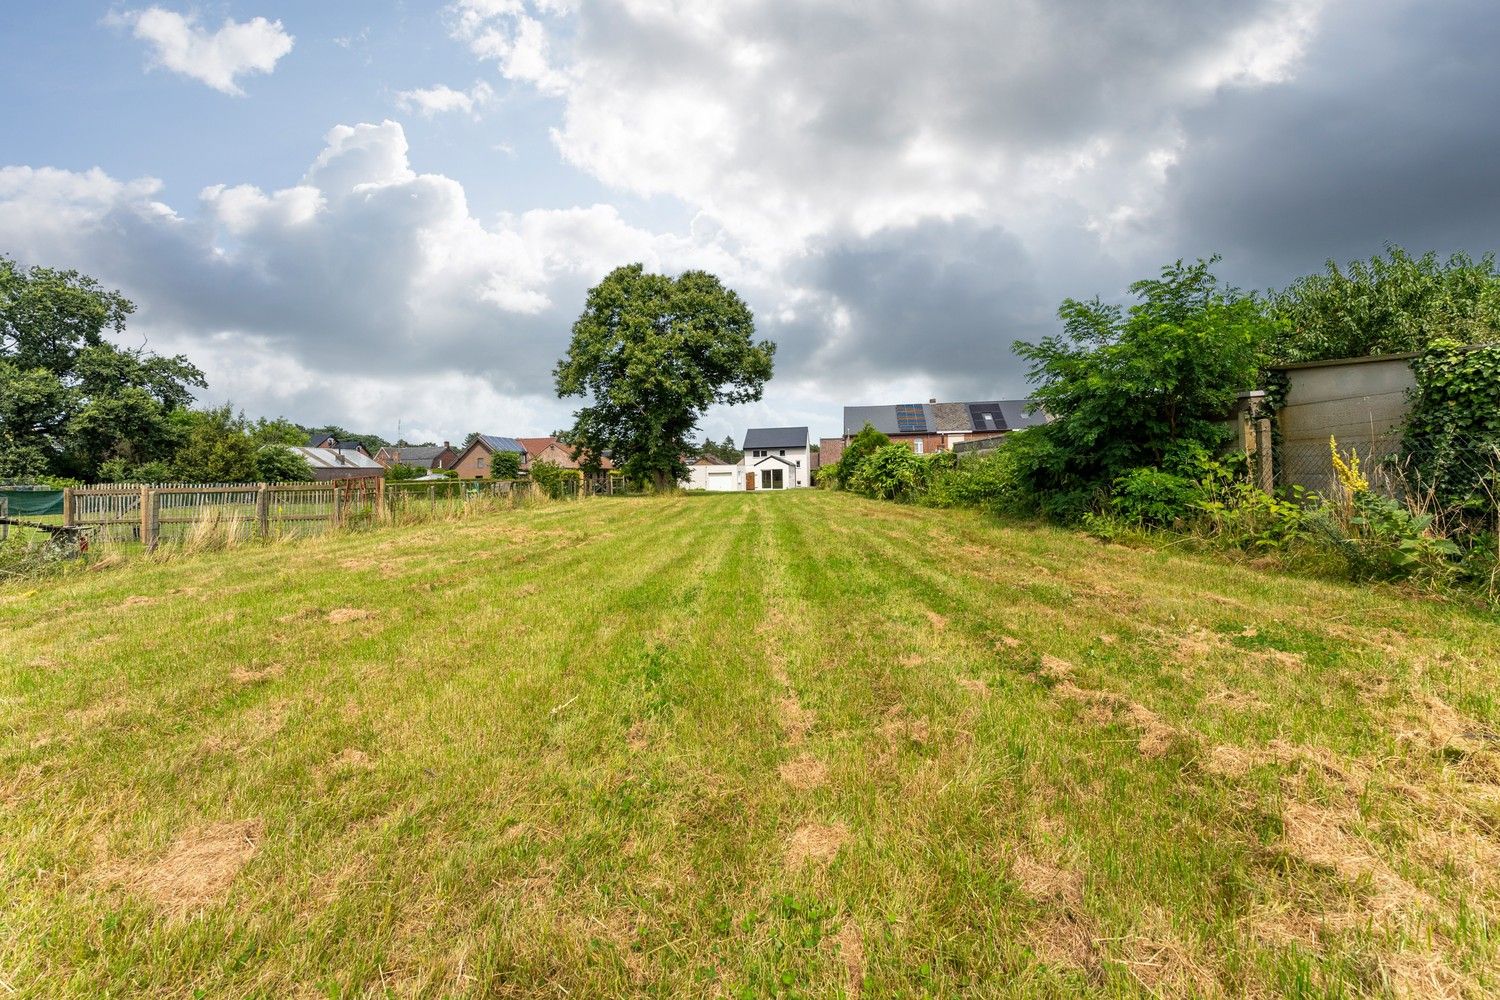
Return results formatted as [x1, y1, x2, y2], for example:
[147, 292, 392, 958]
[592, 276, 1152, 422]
[1, 256, 401, 484]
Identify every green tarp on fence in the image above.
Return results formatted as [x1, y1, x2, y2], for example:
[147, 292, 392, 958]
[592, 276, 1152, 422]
[0, 489, 64, 517]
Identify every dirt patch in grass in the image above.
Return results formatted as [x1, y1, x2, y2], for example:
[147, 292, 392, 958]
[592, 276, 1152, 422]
[111, 819, 262, 915]
[785, 822, 848, 869]
[778, 756, 828, 791]
[777, 697, 815, 745]
[325, 607, 373, 624]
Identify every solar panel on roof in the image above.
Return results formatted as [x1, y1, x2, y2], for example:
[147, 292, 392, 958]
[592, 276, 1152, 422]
[894, 404, 928, 433]
[968, 403, 1007, 432]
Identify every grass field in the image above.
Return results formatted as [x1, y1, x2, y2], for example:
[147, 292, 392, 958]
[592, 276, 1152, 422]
[4, 491, 1500, 998]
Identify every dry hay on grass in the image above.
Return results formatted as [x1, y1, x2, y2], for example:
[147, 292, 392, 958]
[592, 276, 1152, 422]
[1031, 913, 1100, 974]
[879, 705, 930, 747]
[1045, 668, 1178, 760]
[1011, 854, 1084, 907]
[777, 697, 816, 745]
[785, 822, 848, 869]
[825, 918, 865, 999]
[924, 609, 949, 631]
[325, 607, 373, 624]
[121, 595, 155, 608]
[229, 663, 283, 685]
[778, 756, 828, 791]
[996, 635, 1023, 649]
[957, 677, 990, 697]
[108, 819, 262, 915]
[1278, 802, 1432, 917]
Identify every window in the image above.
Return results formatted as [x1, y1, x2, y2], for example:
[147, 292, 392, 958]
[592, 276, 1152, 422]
[914, 439, 924, 454]
[779, 449, 786, 456]
[761, 469, 784, 489]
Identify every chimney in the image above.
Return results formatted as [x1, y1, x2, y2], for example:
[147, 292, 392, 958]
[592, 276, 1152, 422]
[929, 397, 937, 403]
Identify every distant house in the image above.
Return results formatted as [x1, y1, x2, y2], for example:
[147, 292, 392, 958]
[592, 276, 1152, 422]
[517, 436, 615, 471]
[374, 442, 457, 470]
[450, 435, 527, 479]
[840, 399, 1046, 454]
[288, 446, 385, 481]
[743, 427, 812, 489]
[307, 433, 372, 457]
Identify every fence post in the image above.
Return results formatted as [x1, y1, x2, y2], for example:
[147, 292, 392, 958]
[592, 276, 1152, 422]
[375, 476, 386, 518]
[1254, 418, 1275, 494]
[332, 481, 343, 530]
[257, 483, 270, 537]
[141, 486, 160, 551]
[62, 487, 74, 527]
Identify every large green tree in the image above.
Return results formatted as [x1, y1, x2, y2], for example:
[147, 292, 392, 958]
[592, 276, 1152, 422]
[1270, 246, 1500, 363]
[0, 256, 205, 479]
[554, 264, 775, 490]
[1013, 257, 1277, 516]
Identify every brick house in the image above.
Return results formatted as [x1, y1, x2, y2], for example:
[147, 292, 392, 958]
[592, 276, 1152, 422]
[517, 436, 614, 471]
[450, 435, 527, 478]
[839, 399, 1046, 454]
[374, 442, 457, 470]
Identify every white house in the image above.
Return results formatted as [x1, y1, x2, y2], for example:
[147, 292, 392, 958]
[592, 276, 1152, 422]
[742, 426, 812, 489]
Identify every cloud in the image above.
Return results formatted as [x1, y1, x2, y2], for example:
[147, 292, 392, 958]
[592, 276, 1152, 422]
[395, 81, 496, 118]
[449, 0, 571, 95]
[109, 6, 294, 95]
[0, 121, 747, 437]
[478, 0, 1325, 264]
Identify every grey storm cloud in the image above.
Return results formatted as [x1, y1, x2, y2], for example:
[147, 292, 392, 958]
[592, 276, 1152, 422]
[5, 0, 1500, 438]
[1161, 0, 1500, 291]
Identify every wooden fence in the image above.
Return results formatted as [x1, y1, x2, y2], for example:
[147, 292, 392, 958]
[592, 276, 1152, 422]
[65, 479, 388, 548]
[58, 476, 615, 549]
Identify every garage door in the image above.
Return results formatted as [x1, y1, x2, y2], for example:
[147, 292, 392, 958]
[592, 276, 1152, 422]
[706, 472, 734, 491]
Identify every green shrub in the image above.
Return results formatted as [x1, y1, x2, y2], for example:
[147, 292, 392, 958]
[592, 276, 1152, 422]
[1011, 257, 1276, 519]
[848, 444, 927, 501]
[833, 423, 891, 489]
[924, 442, 1037, 515]
[1402, 338, 1500, 520]
[490, 451, 523, 480]
[528, 460, 574, 499]
[1109, 468, 1201, 526]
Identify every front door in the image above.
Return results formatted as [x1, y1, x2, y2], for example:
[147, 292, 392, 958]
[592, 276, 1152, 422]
[745, 473, 756, 491]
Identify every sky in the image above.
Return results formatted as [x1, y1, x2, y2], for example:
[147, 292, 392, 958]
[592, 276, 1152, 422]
[2, 1, 1498, 446]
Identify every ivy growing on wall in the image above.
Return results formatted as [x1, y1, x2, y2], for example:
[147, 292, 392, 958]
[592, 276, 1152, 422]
[1403, 339, 1500, 514]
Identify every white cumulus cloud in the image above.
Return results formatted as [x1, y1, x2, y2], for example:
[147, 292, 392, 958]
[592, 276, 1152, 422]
[395, 81, 496, 118]
[109, 6, 294, 95]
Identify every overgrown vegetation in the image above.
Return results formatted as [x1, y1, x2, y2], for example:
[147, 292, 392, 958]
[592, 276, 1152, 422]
[829, 251, 1500, 603]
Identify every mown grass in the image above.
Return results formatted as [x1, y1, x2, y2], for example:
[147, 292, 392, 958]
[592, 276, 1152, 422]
[3, 491, 1499, 998]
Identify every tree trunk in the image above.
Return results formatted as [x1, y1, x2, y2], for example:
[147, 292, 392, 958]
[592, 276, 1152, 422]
[651, 470, 672, 493]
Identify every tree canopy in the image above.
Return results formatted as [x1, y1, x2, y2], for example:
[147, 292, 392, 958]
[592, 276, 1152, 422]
[554, 264, 775, 490]
[1012, 257, 1277, 516]
[1, 256, 206, 479]
[1269, 246, 1500, 363]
